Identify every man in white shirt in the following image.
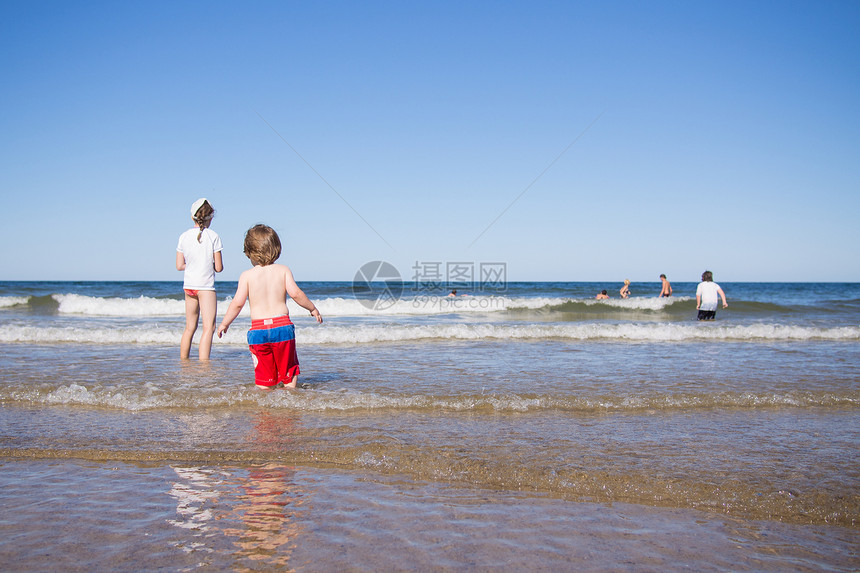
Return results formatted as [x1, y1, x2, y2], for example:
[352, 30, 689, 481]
[696, 270, 728, 320]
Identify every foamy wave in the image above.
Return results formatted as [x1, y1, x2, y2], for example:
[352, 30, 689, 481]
[3, 382, 856, 412]
[535, 296, 692, 311]
[54, 294, 187, 316]
[48, 292, 695, 318]
[299, 323, 860, 343]
[53, 293, 253, 318]
[304, 295, 516, 316]
[50, 293, 519, 317]
[2, 322, 858, 345]
[44, 383, 168, 410]
[0, 296, 29, 308]
[0, 325, 182, 344]
[593, 296, 692, 310]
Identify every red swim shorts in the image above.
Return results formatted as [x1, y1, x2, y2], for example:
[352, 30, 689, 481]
[184, 289, 199, 297]
[247, 315, 300, 387]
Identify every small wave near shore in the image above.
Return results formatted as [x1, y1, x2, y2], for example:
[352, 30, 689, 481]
[1, 322, 858, 345]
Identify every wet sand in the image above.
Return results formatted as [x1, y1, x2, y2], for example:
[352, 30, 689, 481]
[0, 459, 857, 572]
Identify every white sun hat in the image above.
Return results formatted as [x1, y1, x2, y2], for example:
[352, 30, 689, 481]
[190, 198, 209, 217]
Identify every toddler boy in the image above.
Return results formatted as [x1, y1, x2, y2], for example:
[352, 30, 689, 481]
[218, 224, 322, 388]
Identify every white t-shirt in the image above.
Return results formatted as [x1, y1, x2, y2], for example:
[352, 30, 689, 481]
[696, 281, 722, 311]
[177, 227, 222, 290]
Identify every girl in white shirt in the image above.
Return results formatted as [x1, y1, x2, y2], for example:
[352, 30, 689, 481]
[176, 198, 223, 359]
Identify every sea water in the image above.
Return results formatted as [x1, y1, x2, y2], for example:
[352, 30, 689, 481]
[0, 281, 858, 571]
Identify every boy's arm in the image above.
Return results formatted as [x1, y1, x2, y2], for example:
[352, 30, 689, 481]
[284, 266, 323, 324]
[217, 273, 250, 337]
[718, 287, 728, 308]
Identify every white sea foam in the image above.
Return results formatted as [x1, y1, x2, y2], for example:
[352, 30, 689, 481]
[47, 292, 691, 317]
[53, 293, 255, 317]
[44, 382, 166, 410]
[0, 324, 182, 344]
[4, 382, 856, 412]
[0, 296, 29, 308]
[316, 295, 515, 315]
[2, 322, 857, 345]
[50, 293, 520, 317]
[297, 323, 860, 343]
[54, 294, 187, 316]
[591, 296, 692, 310]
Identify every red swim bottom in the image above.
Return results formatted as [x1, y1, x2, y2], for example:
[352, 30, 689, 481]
[248, 316, 300, 387]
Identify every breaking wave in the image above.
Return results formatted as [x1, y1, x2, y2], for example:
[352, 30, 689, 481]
[2, 381, 856, 412]
[3, 293, 695, 317]
[1, 322, 857, 345]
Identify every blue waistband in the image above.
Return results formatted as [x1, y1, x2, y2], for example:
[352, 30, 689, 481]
[247, 323, 296, 345]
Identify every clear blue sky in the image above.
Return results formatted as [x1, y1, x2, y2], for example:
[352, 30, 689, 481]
[1, 1, 858, 282]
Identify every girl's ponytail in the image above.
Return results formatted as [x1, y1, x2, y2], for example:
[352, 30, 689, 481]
[191, 199, 215, 243]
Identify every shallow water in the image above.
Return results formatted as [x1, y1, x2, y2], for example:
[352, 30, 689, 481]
[0, 460, 857, 572]
[0, 281, 858, 570]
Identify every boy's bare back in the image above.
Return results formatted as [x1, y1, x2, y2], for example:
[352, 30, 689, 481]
[217, 225, 321, 342]
[228, 263, 320, 323]
[242, 263, 293, 320]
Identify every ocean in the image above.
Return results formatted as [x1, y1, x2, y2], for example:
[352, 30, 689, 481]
[0, 280, 858, 571]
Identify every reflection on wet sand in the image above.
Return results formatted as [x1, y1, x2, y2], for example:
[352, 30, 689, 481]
[222, 464, 304, 570]
[247, 411, 300, 452]
[167, 412, 309, 570]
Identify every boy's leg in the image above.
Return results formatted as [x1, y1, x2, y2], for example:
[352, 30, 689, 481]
[197, 290, 218, 360]
[180, 293, 200, 359]
[273, 336, 300, 389]
[250, 344, 279, 389]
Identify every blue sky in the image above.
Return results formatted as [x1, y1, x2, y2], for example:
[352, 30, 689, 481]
[1, 1, 858, 282]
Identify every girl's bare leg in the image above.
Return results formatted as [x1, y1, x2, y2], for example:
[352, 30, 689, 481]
[197, 290, 218, 360]
[180, 294, 200, 359]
